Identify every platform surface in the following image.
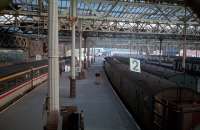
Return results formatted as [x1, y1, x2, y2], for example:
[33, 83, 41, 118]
[0, 57, 140, 130]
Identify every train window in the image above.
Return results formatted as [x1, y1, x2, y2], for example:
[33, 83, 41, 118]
[40, 68, 45, 74]
[15, 73, 29, 86]
[16, 75, 24, 85]
[33, 70, 39, 77]
[40, 67, 47, 75]
[4, 83, 11, 90]
[195, 64, 199, 72]
[25, 74, 30, 79]
[195, 64, 197, 71]
[198, 66, 200, 72]
[33, 71, 36, 77]
[192, 64, 197, 72]
[186, 63, 191, 71]
[0, 72, 32, 95]
[178, 62, 181, 70]
[0, 86, 4, 94]
[195, 65, 199, 72]
[189, 64, 192, 70]
[37, 70, 39, 76]
[0, 79, 16, 94]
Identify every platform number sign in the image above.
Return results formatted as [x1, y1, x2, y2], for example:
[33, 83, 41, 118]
[130, 58, 141, 73]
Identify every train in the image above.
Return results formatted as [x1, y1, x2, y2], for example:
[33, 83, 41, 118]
[0, 57, 70, 110]
[134, 55, 200, 75]
[115, 56, 200, 92]
[174, 57, 200, 75]
[104, 57, 200, 130]
[146, 55, 200, 76]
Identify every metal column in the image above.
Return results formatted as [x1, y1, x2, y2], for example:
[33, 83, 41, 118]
[182, 6, 187, 71]
[47, 1, 60, 129]
[129, 41, 131, 57]
[70, 0, 77, 98]
[91, 47, 93, 63]
[79, 28, 82, 71]
[48, 0, 59, 113]
[159, 38, 163, 64]
[87, 42, 90, 67]
[78, 21, 85, 79]
[93, 47, 95, 63]
[83, 37, 87, 69]
[182, 36, 187, 71]
[196, 44, 198, 57]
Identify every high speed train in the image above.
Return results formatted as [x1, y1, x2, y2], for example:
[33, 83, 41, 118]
[0, 57, 69, 110]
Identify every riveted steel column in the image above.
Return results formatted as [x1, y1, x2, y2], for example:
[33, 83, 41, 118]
[182, 6, 187, 71]
[78, 21, 85, 79]
[182, 35, 187, 71]
[196, 44, 198, 57]
[129, 41, 131, 57]
[70, 0, 77, 98]
[47, 2, 60, 129]
[159, 38, 163, 64]
[93, 47, 95, 63]
[79, 22, 82, 71]
[48, 0, 59, 113]
[87, 43, 90, 67]
[90, 47, 93, 64]
[83, 37, 87, 69]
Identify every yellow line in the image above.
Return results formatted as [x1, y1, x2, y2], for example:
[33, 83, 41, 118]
[0, 65, 48, 82]
[0, 70, 31, 82]
[32, 65, 48, 71]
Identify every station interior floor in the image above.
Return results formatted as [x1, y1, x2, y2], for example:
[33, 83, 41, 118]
[0, 57, 140, 130]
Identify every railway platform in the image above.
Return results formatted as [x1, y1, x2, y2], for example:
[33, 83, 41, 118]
[0, 57, 140, 130]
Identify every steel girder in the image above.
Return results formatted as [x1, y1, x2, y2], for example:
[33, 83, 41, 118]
[0, 0, 199, 40]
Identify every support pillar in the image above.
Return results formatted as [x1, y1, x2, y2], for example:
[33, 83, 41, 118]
[48, 0, 59, 114]
[182, 36, 187, 71]
[93, 47, 95, 63]
[179, 43, 181, 57]
[69, 0, 77, 98]
[129, 41, 131, 57]
[196, 44, 198, 57]
[182, 6, 187, 71]
[145, 41, 149, 60]
[159, 38, 163, 64]
[87, 43, 90, 67]
[47, 0, 59, 129]
[90, 47, 93, 64]
[83, 37, 87, 69]
[78, 23, 85, 79]
[79, 32, 82, 71]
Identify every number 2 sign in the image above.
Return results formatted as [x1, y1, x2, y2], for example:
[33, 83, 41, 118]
[130, 58, 141, 73]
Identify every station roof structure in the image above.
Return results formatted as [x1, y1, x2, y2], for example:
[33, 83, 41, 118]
[0, 0, 200, 41]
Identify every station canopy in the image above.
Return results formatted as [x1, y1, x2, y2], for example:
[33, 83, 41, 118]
[0, 0, 200, 40]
